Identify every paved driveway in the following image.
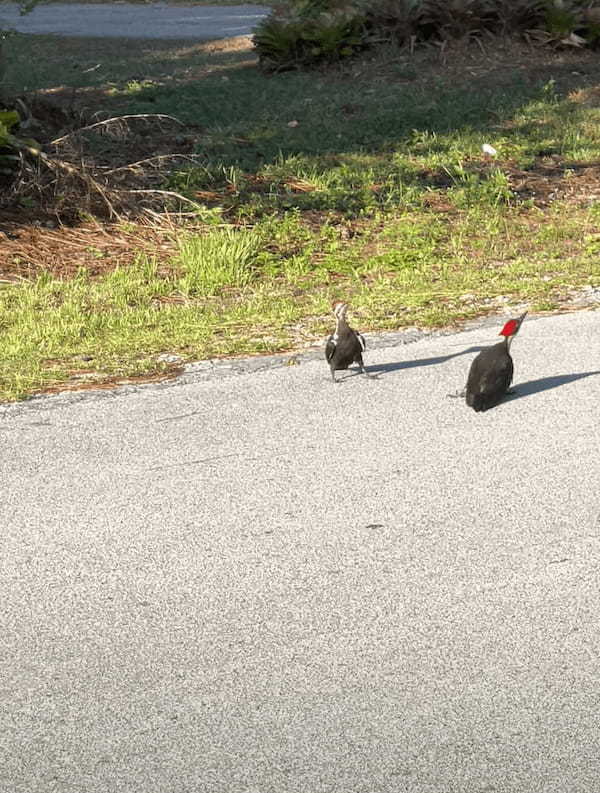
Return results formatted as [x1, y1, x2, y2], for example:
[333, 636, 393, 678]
[0, 2, 269, 39]
[1, 310, 599, 792]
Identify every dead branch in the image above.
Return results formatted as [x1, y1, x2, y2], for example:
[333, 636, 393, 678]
[50, 114, 185, 146]
[103, 153, 200, 175]
[120, 188, 206, 209]
[30, 148, 120, 218]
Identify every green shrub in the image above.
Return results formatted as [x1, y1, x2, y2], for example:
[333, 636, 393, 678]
[0, 107, 43, 192]
[365, 0, 423, 42]
[254, 0, 600, 71]
[0, 108, 21, 177]
[418, 0, 545, 39]
[254, 7, 367, 71]
[543, 0, 600, 44]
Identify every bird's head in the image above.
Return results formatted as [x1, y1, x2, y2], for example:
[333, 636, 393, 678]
[332, 301, 348, 320]
[499, 311, 527, 338]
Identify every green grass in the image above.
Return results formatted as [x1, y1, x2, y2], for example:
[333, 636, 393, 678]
[1, 35, 600, 401]
[2, 204, 598, 401]
[176, 227, 262, 295]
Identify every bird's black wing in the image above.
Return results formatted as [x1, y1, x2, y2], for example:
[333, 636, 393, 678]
[467, 348, 513, 398]
[325, 335, 337, 362]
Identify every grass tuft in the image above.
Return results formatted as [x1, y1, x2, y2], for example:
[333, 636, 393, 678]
[176, 228, 262, 296]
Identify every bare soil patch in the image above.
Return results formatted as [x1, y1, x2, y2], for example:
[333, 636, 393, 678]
[507, 159, 600, 205]
[36, 367, 183, 397]
[419, 157, 600, 206]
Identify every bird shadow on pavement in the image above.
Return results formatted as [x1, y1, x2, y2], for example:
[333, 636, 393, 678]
[511, 370, 600, 399]
[366, 345, 485, 378]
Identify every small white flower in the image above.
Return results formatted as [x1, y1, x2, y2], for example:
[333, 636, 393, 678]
[482, 143, 497, 156]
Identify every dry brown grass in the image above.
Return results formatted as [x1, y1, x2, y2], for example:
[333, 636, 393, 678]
[0, 214, 177, 281]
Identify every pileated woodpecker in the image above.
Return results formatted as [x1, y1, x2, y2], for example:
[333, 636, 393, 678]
[325, 301, 371, 383]
[466, 312, 527, 411]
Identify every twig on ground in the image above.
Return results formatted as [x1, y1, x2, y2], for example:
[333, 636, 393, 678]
[121, 188, 205, 210]
[103, 153, 200, 175]
[50, 114, 185, 146]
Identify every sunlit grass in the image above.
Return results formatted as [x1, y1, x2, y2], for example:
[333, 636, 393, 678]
[176, 227, 262, 295]
[1, 202, 598, 401]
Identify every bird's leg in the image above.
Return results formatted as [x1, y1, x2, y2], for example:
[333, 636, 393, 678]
[330, 366, 338, 384]
[360, 365, 377, 380]
[357, 355, 377, 379]
[446, 387, 466, 398]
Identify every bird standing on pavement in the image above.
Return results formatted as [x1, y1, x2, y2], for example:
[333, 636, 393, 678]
[325, 301, 371, 383]
[465, 312, 527, 411]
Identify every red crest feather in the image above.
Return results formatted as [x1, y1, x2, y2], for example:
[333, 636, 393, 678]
[499, 319, 519, 337]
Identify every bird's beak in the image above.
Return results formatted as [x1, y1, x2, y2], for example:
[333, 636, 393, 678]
[516, 311, 528, 330]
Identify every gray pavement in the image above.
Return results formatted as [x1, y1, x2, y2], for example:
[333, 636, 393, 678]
[1, 309, 599, 793]
[0, 2, 269, 39]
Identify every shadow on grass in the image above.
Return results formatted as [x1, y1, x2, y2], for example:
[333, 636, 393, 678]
[9, 33, 600, 172]
[513, 370, 600, 398]
[8, 33, 600, 226]
[130, 57, 600, 173]
[1, 33, 255, 94]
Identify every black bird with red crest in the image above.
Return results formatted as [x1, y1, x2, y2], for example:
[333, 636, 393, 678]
[466, 312, 527, 411]
[325, 301, 371, 383]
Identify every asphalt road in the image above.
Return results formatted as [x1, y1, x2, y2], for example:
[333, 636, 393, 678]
[0, 2, 269, 39]
[1, 310, 599, 793]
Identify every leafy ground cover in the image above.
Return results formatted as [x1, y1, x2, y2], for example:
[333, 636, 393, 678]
[1, 32, 599, 401]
